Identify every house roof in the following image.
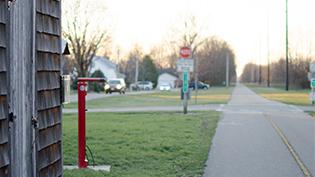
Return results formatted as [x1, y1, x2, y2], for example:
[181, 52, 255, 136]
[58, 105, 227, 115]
[92, 56, 117, 69]
[159, 73, 178, 80]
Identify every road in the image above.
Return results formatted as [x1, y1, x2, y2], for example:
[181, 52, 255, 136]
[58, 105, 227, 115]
[63, 104, 224, 113]
[69, 90, 157, 102]
[203, 84, 315, 177]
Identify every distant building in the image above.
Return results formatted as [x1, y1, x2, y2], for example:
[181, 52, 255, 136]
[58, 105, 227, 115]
[157, 73, 178, 88]
[90, 56, 125, 79]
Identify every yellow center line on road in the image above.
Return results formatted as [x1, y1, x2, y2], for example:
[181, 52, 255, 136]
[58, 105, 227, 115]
[264, 114, 312, 177]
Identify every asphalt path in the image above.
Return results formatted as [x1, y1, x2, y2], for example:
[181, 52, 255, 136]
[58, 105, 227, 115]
[203, 84, 315, 177]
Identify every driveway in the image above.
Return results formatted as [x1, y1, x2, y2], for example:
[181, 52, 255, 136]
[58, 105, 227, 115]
[203, 84, 315, 177]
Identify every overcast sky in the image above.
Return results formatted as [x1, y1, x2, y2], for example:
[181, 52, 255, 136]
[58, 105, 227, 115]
[63, 0, 315, 75]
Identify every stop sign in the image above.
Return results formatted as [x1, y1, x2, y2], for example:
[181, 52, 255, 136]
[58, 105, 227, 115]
[180, 47, 192, 59]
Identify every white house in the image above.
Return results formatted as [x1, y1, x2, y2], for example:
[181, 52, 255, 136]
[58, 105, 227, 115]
[157, 73, 178, 88]
[89, 56, 124, 79]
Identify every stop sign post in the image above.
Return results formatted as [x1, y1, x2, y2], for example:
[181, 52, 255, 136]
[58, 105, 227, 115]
[180, 47, 192, 59]
[178, 47, 193, 114]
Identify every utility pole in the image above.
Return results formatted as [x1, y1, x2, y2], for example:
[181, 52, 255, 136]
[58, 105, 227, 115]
[259, 64, 262, 85]
[226, 54, 229, 87]
[194, 55, 198, 103]
[135, 58, 139, 83]
[285, 0, 289, 91]
[267, 59, 270, 87]
[267, 10, 271, 87]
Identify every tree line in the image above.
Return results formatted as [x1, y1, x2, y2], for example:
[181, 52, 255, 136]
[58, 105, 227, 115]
[241, 55, 313, 89]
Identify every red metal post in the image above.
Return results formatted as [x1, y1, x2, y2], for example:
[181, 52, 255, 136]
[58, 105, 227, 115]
[78, 81, 88, 168]
[77, 78, 106, 168]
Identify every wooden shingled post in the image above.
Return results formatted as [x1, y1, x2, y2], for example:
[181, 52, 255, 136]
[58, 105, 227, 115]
[0, 0, 63, 176]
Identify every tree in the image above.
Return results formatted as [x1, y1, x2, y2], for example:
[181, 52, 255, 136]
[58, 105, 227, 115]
[241, 63, 260, 83]
[139, 55, 159, 86]
[197, 37, 237, 86]
[90, 70, 106, 92]
[118, 45, 143, 85]
[63, 0, 110, 77]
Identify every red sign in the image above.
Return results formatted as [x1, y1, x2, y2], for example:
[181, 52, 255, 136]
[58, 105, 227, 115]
[180, 47, 192, 59]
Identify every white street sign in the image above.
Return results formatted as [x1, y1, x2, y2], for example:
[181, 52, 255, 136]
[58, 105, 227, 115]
[310, 63, 315, 72]
[177, 59, 194, 72]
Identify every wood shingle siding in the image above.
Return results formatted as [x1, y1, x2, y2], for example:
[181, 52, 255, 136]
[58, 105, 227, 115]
[0, 119, 8, 144]
[0, 166, 9, 177]
[36, 13, 60, 36]
[37, 71, 60, 91]
[0, 0, 62, 176]
[36, 0, 60, 18]
[37, 33, 60, 53]
[0, 73, 7, 95]
[38, 141, 61, 170]
[38, 107, 61, 130]
[0, 1, 9, 176]
[0, 48, 6, 72]
[0, 1, 6, 24]
[38, 158, 62, 177]
[36, 0, 62, 176]
[37, 52, 60, 71]
[38, 124, 61, 150]
[0, 96, 7, 120]
[0, 23, 5, 48]
[0, 142, 9, 168]
[37, 89, 61, 111]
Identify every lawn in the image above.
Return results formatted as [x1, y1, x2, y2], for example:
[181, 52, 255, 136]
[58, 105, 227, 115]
[65, 87, 233, 109]
[248, 84, 311, 105]
[63, 111, 219, 177]
[307, 112, 315, 118]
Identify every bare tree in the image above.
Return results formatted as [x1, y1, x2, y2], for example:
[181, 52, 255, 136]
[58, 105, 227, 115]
[118, 44, 143, 85]
[63, 0, 110, 77]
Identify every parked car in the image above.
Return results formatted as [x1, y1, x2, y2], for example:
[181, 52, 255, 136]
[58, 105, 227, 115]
[130, 82, 140, 91]
[137, 81, 153, 90]
[104, 78, 126, 94]
[159, 83, 171, 91]
[189, 81, 210, 90]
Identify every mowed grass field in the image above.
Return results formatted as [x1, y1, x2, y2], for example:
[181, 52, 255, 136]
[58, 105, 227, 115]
[65, 87, 233, 109]
[63, 111, 220, 177]
[248, 85, 311, 105]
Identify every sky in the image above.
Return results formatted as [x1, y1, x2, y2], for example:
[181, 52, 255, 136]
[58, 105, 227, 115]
[63, 0, 315, 75]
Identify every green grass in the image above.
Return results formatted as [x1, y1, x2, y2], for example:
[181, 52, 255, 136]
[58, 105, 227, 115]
[63, 111, 219, 177]
[307, 112, 315, 118]
[247, 84, 311, 105]
[65, 87, 233, 109]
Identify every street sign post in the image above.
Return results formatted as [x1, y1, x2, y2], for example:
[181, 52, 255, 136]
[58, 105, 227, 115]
[182, 72, 189, 114]
[183, 72, 189, 93]
[309, 63, 315, 104]
[311, 78, 315, 88]
[177, 59, 194, 72]
[180, 47, 192, 59]
[178, 47, 193, 114]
